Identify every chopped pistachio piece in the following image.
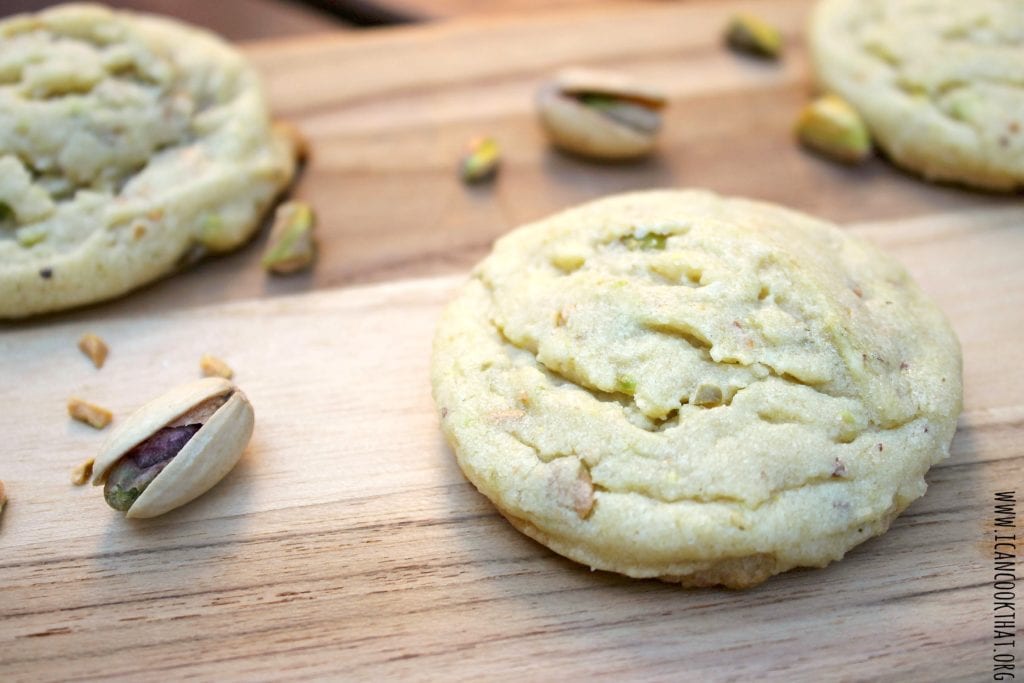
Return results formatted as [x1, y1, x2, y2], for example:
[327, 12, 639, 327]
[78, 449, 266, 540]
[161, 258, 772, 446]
[460, 136, 501, 184]
[68, 397, 113, 430]
[796, 95, 872, 163]
[0, 202, 12, 222]
[623, 233, 668, 250]
[15, 226, 47, 247]
[71, 458, 95, 486]
[693, 384, 723, 407]
[77, 332, 108, 369]
[616, 375, 637, 393]
[197, 213, 231, 251]
[725, 13, 783, 59]
[199, 354, 234, 379]
[261, 201, 316, 274]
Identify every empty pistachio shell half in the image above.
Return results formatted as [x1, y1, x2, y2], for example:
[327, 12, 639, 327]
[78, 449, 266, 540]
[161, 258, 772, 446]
[91, 377, 254, 519]
[537, 68, 667, 160]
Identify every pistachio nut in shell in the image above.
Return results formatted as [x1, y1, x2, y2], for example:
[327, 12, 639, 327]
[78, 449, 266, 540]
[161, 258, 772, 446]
[537, 67, 667, 160]
[92, 377, 254, 519]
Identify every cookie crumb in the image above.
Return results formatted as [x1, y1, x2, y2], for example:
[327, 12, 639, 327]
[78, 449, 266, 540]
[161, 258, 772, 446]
[71, 458, 95, 486]
[77, 333, 108, 369]
[199, 354, 234, 379]
[68, 398, 112, 430]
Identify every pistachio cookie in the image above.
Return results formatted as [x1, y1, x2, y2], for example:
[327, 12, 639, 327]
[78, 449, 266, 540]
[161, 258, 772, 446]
[0, 4, 297, 317]
[431, 190, 962, 588]
[809, 0, 1024, 191]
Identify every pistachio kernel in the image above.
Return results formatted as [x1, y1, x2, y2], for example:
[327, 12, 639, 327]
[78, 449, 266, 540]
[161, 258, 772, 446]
[725, 13, 783, 59]
[460, 136, 501, 184]
[622, 233, 668, 250]
[104, 424, 201, 511]
[616, 375, 637, 394]
[796, 95, 872, 164]
[197, 213, 232, 251]
[261, 201, 316, 275]
[693, 384, 723, 407]
[16, 226, 47, 247]
[579, 95, 662, 134]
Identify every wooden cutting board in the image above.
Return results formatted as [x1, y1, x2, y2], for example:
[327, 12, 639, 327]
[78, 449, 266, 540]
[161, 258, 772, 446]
[2, 0, 1022, 680]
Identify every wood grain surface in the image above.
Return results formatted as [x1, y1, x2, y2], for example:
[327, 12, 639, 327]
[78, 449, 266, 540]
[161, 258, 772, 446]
[2, 0, 1023, 679]
[1, 205, 1023, 680]
[5, 0, 1017, 327]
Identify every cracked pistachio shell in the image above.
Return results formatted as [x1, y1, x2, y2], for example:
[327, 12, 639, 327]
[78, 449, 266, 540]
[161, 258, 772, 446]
[92, 377, 254, 519]
[537, 68, 667, 160]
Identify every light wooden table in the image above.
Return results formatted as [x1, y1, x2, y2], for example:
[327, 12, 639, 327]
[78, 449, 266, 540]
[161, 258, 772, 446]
[1, 0, 1021, 680]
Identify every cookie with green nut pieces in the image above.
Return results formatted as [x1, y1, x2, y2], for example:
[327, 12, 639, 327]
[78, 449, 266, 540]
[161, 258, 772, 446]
[431, 189, 962, 588]
[809, 0, 1024, 190]
[0, 4, 298, 317]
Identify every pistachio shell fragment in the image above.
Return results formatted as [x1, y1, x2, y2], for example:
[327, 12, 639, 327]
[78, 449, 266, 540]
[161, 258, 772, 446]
[725, 13, 783, 59]
[537, 68, 667, 160]
[92, 377, 254, 519]
[460, 136, 501, 184]
[796, 95, 872, 164]
[261, 201, 316, 275]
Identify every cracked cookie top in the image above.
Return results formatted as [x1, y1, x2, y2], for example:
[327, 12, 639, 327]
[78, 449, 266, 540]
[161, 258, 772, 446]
[0, 4, 296, 317]
[431, 190, 962, 587]
[810, 0, 1024, 191]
